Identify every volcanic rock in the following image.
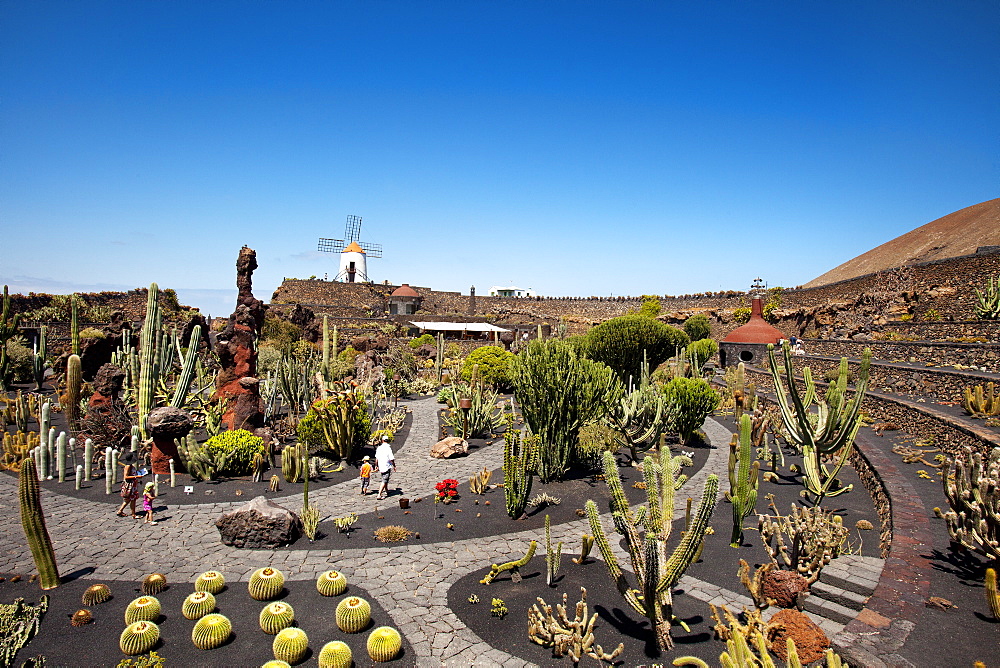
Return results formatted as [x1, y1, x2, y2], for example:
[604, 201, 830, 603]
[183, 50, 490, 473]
[216, 496, 302, 548]
[146, 407, 194, 474]
[431, 436, 469, 459]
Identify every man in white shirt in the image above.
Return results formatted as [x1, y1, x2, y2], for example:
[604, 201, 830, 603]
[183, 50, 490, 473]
[374, 436, 397, 500]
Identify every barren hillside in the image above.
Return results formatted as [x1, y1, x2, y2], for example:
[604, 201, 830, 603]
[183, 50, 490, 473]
[805, 198, 1000, 287]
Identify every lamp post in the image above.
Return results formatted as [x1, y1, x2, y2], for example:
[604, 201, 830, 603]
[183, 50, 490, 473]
[393, 373, 401, 408]
[459, 398, 472, 439]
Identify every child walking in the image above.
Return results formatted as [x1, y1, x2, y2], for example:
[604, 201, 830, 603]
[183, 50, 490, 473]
[142, 482, 157, 524]
[359, 456, 373, 496]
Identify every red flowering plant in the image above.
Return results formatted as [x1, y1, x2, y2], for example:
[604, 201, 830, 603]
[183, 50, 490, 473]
[435, 479, 459, 503]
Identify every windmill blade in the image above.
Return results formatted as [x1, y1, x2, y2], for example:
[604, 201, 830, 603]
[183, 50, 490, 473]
[318, 238, 346, 253]
[358, 242, 382, 258]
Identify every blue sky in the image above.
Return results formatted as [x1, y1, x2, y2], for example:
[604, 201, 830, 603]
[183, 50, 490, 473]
[2, 1, 997, 317]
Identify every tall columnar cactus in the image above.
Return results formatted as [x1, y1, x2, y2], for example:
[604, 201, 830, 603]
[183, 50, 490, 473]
[0, 285, 21, 390]
[728, 414, 760, 547]
[70, 293, 80, 356]
[510, 339, 621, 482]
[32, 325, 47, 391]
[19, 458, 60, 589]
[138, 283, 162, 439]
[975, 275, 1000, 320]
[767, 341, 871, 506]
[435, 332, 445, 383]
[938, 446, 1000, 561]
[544, 514, 563, 586]
[587, 449, 718, 651]
[502, 415, 537, 519]
[66, 354, 82, 432]
[170, 325, 202, 409]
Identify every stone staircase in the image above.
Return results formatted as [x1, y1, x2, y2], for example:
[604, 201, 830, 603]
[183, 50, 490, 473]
[803, 554, 885, 625]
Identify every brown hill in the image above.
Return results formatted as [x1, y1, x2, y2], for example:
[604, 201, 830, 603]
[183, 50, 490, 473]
[805, 198, 1000, 287]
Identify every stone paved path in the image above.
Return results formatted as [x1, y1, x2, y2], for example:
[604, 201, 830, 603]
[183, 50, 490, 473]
[0, 401, 851, 666]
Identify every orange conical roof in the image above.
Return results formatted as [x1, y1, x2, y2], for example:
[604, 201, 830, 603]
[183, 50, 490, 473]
[723, 297, 786, 344]
[342, 241, 365, 254]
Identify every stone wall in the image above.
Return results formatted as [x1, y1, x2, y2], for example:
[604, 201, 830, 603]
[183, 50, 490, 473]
[802, 339, 1000, 373]
[11, 288, 187, 323]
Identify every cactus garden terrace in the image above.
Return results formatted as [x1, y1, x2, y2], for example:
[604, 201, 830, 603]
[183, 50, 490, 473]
[2, 252, 1000, 667]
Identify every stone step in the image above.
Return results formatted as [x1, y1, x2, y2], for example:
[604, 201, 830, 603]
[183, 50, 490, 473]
[810, 580, 868, 611]
[802, 596, 859, 625]
[819, 555, 883, 597]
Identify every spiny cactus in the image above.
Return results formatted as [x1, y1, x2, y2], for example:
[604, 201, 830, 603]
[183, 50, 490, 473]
[728, 414, 760, 547]
[527, 587, 623, 664]
[587, 448, 718, 651]
[738, 559, 777, 610]
[336, 595, 372, 633]
[469, 465, 492, 494]
[939, 446, 1000, 561]
[366, 626, 402, 662]
[758, 502, 847, 584]
[480, 540, 537, 584]
[318, 640, 353, 668]
[71, 609, 93, 627]
[282, 443, 307, 483]
[986, 568, 1000, 619]
[262, 662, 292, 668]
[259, 601, 295, 634]
[963, 383, 1000, 418]
[309, 388, 366, 459]
[182, 591, 216, 620]
[137, 283, 162, 440]
[572, 534, 594, 565]
[545, 514, 563, 586]
[502, 414, 537, 519]
[120, 620, 160, 656]
[272, 627, 309, 664]
[141, 573, 167, 595]
[975, 275, 1000, 320]
[194, 570, 225, 594]
[65, 354, 82, 431]
[316, 570, 347, 597]
[767, 341, 870, 506]
[0, 285, 22, 391]
[192, 613, 232, 650]
[82, 583, 111, 605]
[249, 567, 285, 601]
[124, 596, 161, 624]
[19, 458, 59, 589]
[606, 353, 677, 463]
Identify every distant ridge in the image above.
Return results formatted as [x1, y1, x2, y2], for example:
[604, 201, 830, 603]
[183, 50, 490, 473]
[805, 198, 1000, 288]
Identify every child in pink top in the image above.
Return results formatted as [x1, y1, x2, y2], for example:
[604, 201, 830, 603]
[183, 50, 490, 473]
[142, 482, 157, 524]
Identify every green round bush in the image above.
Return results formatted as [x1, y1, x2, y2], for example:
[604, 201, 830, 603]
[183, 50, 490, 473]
[683, 314, 712, 341]
[409, 333, 435, 349]
[662, 377, 720, 444]
[584, 315, 688, 383]
[203, 429, 266, 476]
[460, 346, 514, 388]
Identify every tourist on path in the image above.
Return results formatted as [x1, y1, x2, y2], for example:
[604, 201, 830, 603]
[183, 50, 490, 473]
[115, 451, 142, 519]
[374, 436, 396, 501]
[359, 455, 373, 496]
[142, 482, 157, 524]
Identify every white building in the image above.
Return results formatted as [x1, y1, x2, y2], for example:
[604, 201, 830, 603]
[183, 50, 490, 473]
[337, 241, 369, 282]
[488, 285, 536, 298]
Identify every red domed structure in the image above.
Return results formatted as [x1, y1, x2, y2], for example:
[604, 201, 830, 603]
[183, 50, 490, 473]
[720, 297, 787, 367]
[389, 284, 421, 315]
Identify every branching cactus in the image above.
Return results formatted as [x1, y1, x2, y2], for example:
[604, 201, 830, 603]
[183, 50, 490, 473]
[544, 514, 563, 586]
[758, 501, 847, 584]
[975, 275, 1000, 320]
[587, 449, 718, 651]
[962, 383, 1000, 418]
[767, 341, 870, 506]
[727, 414, 760, 547]
[606, 359, 677, 464]
[938, 446, 1000, 561]
[503, 415, 537, 519]
[310, 387, 365, 460]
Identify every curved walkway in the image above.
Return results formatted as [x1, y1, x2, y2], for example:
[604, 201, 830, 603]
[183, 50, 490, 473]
[0, 403, 790, 666]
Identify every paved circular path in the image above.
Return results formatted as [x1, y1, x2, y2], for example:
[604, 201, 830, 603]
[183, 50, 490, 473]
[1, 399, 739, 666]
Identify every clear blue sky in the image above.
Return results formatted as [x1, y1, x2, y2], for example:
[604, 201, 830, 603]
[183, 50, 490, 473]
[2, 1, 997, 317]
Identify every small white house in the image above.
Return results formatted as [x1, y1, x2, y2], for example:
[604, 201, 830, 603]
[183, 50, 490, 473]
[489, 285, 536, 298]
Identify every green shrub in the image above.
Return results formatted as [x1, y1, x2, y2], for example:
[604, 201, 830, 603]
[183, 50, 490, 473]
[203, 429, 266, 476]
[637, 296, 662, 318]
[922, 308, 942, 322]
[79, 327, 106, 340]
[5, 338, 33, 383]
[262, 315, 302, 351]
[461, 345, 514, 388]
[683, 314, 712, 341]
[584, 315, 688, 383]
[409, 334, 435, 349]
[297, 398, 371, 455]
[257, 344, 282, 376]
[576, 421, 618, 470]
[689, 338, 719, 367]
[662, 377, 719, 444]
